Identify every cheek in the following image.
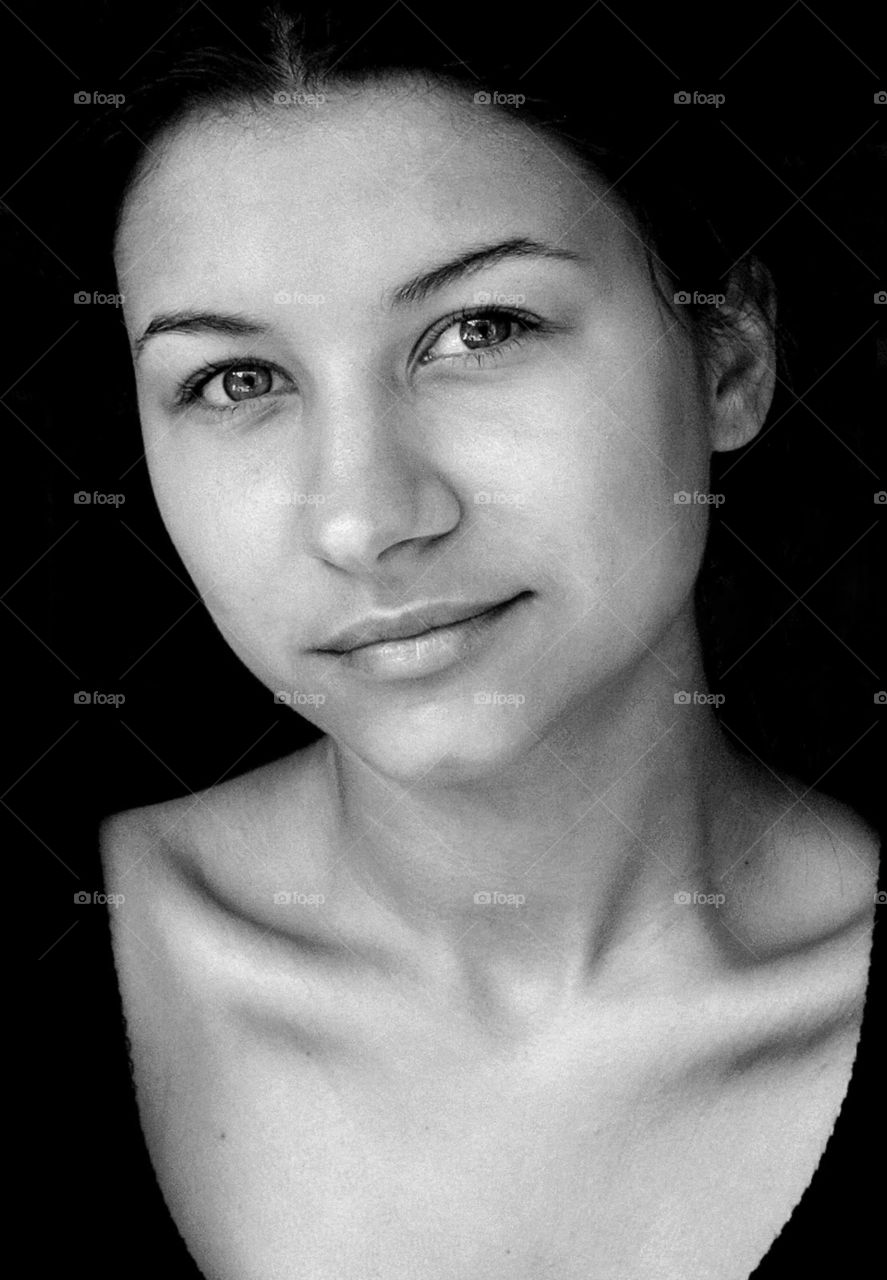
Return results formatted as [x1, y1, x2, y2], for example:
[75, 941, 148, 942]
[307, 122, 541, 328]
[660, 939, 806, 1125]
[495, 341, 710, 628]
[142, 431, 286, 614]
[581, 372, 710, 634]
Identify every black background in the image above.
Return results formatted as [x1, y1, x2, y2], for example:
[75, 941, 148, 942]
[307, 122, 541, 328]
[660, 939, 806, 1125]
[4, 1, 884, 1274]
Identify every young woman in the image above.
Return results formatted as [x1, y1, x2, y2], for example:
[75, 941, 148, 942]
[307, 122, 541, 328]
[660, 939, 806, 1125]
[75, 3, 880, 1276]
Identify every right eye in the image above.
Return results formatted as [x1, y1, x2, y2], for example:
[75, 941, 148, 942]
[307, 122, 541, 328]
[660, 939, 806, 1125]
[175, 359, 295, 416]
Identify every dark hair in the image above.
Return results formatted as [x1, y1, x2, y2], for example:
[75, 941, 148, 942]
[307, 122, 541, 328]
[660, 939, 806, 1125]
[83, 1, 781, 383]
[43, 0, 876, 818]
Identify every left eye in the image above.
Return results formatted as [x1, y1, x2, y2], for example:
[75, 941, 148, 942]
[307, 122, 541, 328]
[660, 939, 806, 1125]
[420, 310, 539, 366]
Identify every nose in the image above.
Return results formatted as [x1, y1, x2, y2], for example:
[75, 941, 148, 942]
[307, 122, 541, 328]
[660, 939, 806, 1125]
[299, 383, 460, 576]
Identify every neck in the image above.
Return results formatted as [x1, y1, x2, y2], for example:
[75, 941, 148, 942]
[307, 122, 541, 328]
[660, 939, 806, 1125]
[315, 612, 754, 1009]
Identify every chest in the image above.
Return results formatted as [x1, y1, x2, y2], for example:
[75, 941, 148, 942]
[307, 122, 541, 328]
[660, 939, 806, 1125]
[129, 981, 858, 1280]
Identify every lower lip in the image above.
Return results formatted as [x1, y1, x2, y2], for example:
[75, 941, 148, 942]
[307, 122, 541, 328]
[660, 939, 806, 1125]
[321, 594, 529, 680]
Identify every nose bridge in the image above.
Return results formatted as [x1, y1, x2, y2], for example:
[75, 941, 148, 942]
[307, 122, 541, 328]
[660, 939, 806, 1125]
[307, 365, 405, 496]
[298, 365, 453, 571]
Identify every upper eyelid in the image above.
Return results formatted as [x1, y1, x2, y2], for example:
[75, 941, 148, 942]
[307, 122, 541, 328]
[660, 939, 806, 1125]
[427, 303, 537, 333]
[176, 309, 538, 384]
[411, 305, 539, 364]
[190, 358, 291, 392]
[178, 304, 546, 408]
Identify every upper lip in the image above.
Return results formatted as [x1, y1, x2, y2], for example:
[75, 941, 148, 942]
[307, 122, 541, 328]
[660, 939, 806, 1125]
[316, 594, 522, 653]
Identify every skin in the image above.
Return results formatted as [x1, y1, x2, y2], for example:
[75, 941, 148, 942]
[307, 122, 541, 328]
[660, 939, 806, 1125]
[115, 81, 872, 1033]
[106, 80, 880, 1279]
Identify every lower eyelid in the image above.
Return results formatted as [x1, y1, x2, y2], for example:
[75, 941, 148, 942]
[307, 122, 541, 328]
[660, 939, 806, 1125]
[176, 313, 557, 414]
[459, 331, 532, 366]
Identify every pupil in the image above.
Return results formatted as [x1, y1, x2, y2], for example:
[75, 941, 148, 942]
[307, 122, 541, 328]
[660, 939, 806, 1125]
[461, 315, 509, 348]
[224, 367, 272, 399]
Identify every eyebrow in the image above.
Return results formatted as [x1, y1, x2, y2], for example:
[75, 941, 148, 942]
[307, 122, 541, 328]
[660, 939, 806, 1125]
[385, 235, 585, 306]
[133, 236, 585, 361]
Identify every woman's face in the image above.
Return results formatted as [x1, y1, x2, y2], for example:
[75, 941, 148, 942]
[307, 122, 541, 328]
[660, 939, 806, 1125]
[117, 85, 719, 780]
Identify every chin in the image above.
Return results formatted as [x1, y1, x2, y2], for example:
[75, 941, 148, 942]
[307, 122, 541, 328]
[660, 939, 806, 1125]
[337, 698, 542, 786]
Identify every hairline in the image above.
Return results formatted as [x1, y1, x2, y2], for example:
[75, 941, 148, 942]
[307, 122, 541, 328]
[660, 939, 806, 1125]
[112, 78, 720, 379]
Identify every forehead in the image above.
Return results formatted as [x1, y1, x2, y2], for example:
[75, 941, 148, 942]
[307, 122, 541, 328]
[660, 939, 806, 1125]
[115, 86, 638, 322]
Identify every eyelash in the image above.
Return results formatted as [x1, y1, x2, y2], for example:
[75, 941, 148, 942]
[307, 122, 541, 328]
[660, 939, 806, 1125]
[173, 305, 555, 418]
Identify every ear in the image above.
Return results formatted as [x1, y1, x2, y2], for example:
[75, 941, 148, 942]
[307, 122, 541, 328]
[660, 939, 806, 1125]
[706, 260, 777, 453]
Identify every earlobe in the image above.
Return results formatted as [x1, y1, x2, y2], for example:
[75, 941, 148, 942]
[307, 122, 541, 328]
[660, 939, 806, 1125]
[708, 264, 778, 454]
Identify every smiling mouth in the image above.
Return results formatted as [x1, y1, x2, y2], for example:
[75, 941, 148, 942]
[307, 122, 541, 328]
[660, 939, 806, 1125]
[348, 600, 510, 649]
[318, 592, 530, 655]
[313, 591, 533, 680]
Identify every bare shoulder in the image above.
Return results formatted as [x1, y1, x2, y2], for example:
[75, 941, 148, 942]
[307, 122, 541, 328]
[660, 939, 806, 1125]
[759, 776, 879, 931]
[98, 743, 332, 943]
[101, 746, 314, 861]
[718, 765, 880, 968]
[98, 745, 341, 1058]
